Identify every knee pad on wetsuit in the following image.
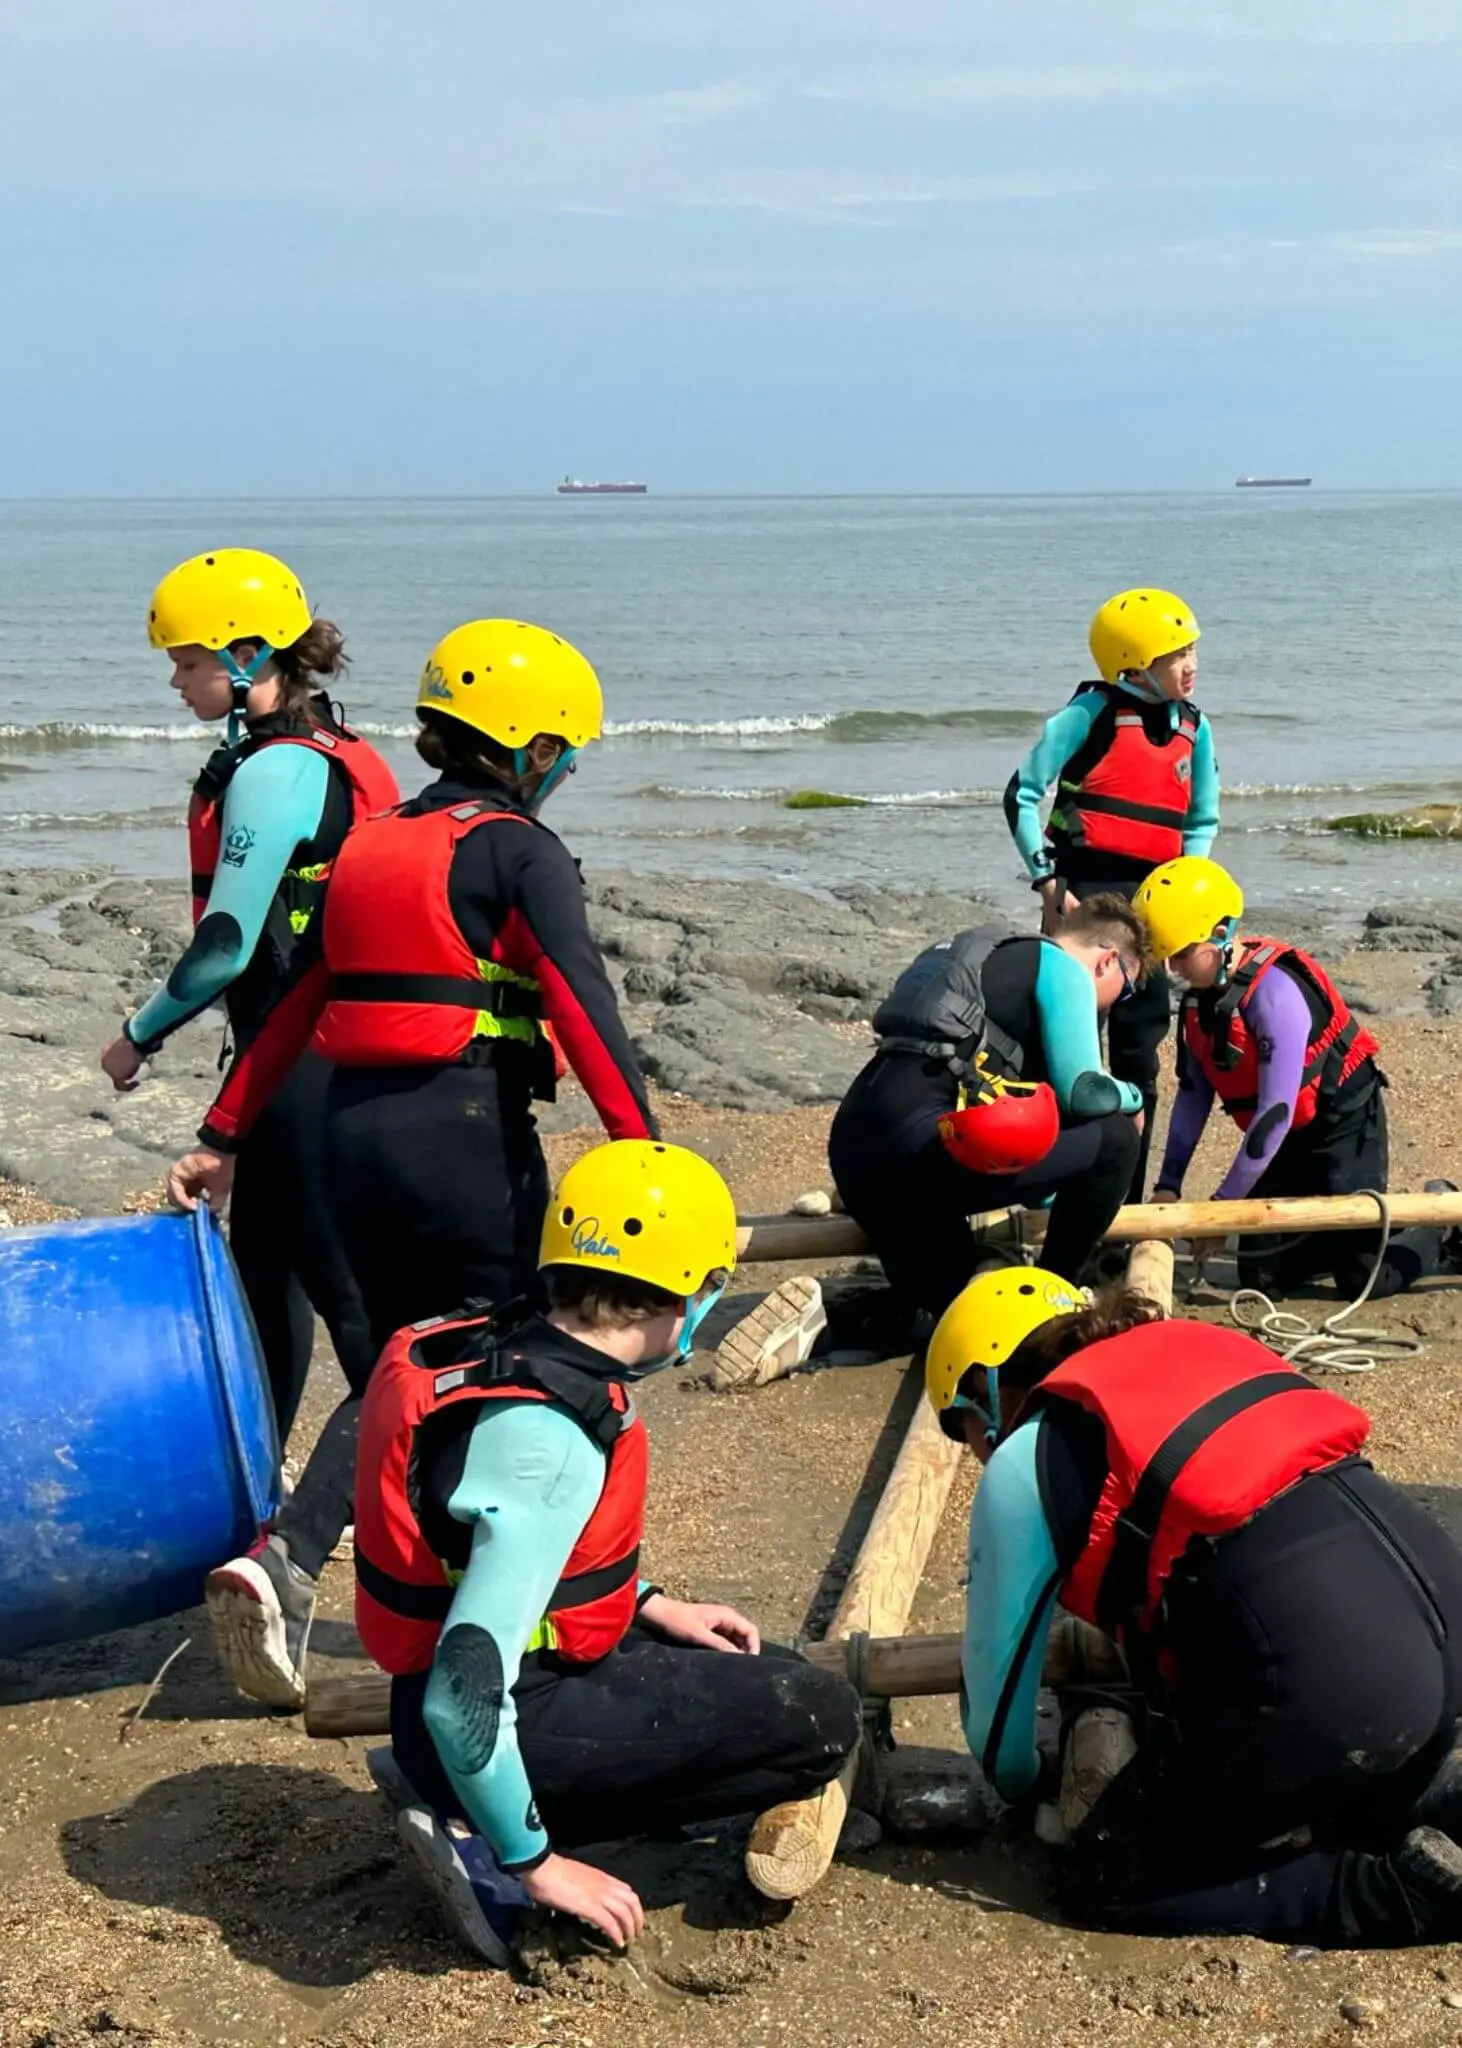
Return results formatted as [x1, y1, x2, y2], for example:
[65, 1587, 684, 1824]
[426, 1624, 506, 1773]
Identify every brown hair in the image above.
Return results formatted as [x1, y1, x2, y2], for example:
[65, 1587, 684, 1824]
[545, 1264, 682, 1330]
[1061, 893, 1158, 979]
[231, 618, 348, 719]
[983, 1284, 1165, 1419]
[414, 708, 518, 783]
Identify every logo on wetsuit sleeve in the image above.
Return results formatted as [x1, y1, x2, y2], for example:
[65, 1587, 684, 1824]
[571, 1217, 621, 1261]
[221, 825, 257, 867]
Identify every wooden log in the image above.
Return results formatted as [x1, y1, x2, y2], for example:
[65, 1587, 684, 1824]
[306, 1666, 390, 1738]
[1125, 1238, 1176, 1312]
[303, 1613, 1127, 1738]
[743, 1384, 963, 1902]
[734, 1188, 1462, 1266]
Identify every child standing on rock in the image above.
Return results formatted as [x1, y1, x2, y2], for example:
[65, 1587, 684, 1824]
[1003, 588, 1219, 1196]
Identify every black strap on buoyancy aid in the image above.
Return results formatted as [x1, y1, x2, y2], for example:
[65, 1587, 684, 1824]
[1195, 943, 1362, 1092]
[405, 1302, 636, 1593]
[872, 926, 1026, 1080]
[1093, 1372, 1327, 1639]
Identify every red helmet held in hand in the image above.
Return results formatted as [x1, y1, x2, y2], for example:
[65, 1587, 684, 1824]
[939, 1080, 1060, 1176]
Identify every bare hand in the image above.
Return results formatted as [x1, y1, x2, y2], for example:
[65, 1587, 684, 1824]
[1151, 1188, 1180, 1204]
[168, 1149, 237, 1215]
[1187, 1233, 1224, 1272]
[638, 1593, 760, 1655]
[1038, 882, 1079, 936]
[1132, 1110, 1146, 1137]
[101, 1034, 145, 1092]
[522, 1852, 645, 1948]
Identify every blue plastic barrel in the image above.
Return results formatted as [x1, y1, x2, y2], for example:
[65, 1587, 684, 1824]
[0, 1208, 279, 1657]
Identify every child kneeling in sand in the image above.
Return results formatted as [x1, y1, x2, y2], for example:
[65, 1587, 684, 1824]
[1136, 854, 1461, 1295]
[354, 1138, 860, 1962]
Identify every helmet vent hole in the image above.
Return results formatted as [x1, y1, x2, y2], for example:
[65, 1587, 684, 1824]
[561, 1206, 574, 1226]
[624, 1217, 643, 1236]
[460, 671, 474, 684]
[205, 556, 216, 566]
[1018, 1283, 1035, 1296]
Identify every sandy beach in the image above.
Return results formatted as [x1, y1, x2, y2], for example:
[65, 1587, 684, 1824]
[5, 868, 1462, 2046]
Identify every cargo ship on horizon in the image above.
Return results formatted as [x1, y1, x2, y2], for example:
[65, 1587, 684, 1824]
[557, 476, 648, 495]
[1235, 474, 1312, 488]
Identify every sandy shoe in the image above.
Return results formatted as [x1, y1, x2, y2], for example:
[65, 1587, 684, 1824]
[396, 1805, 529, 1967]
[714, 1277, 827, 1387]
[205, 1534, 316, 1709]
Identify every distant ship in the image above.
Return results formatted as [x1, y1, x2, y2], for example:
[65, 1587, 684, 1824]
[556, 477, 648, 495]
[1235, 475, 1312, 488]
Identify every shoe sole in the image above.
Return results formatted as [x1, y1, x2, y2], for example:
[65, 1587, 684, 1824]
[204, 1557, 310, 1710]
[396, 1808, 513, 1967]
[366, 1746, 421, 1813]
[714, 1277, 827, 1388]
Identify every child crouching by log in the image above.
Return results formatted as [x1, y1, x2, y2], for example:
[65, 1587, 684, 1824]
[353, 1139, 860, 1963]
[1135, 855, 1462, 1295]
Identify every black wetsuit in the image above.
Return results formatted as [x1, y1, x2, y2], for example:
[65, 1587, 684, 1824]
[201, 771, 653, 1580]
[829, 935, 1139, 1305]
[1034, 1404, 1462, 1943]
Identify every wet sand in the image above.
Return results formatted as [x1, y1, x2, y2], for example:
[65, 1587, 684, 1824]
[5, 916, 1462, 2044]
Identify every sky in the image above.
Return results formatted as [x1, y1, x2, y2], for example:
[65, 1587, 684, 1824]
[1, 0, 1460, 493]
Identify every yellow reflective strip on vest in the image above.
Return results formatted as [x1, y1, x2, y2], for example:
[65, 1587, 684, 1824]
[470, 956, 546, 1045]
[288, 909, 312, 935]
[526, 1615, 559, 1653]
[290, 861, 331, 884]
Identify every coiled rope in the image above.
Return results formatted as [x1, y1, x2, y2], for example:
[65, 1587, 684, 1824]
[1219, 1190, 1425, 1375]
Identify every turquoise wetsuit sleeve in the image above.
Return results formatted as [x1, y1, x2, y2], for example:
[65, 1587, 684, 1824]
[422, 1402, 606, 1870]
[1182, 713, 1220, 856]
[1002, 696, 1106, 882]
[127, 746, 330, 1048]
[960, 1421, 1063, 1801]
[1033, 942, 1144, 1116]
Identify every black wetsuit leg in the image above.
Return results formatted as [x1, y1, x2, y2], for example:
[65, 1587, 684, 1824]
[1103, 966, 1170, 1201]
[1065, 874, 1170, 1202]
[1060, 1461, 1462, 1944]
[390, 1625, 861, 1847]
[326, 1060, 550, 1347]
[272, 1058, 550, 1582]
[1236, 1082, 1445, 1300]
[227, 1051, 376, 1446]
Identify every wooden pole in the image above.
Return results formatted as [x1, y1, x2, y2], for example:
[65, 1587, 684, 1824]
[743, 1383, 964, 1902]
[735, 1188, 1462, 1266]
[303, 1614, 1126, 1738]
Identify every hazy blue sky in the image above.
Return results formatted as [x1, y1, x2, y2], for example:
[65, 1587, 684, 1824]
[2, 0, 1460, 493]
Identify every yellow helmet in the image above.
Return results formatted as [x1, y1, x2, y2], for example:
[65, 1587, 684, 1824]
[539, 1140, 738, 1298]
[926, 1265, 1084, 1441]
[1132, 855, 1244, 962]
[1088, 588, 1200, 683]
[417, 620, 603, 751]
[147, 549, 312, 653]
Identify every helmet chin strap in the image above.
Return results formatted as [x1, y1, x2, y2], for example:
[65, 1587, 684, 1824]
[514, 745, 579, 814]
[1213, 919, 1239, 991]
[622, 1279, 726, 1380]
[218, 643, 276, 747]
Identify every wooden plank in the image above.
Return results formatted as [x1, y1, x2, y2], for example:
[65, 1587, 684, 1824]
[742, 1384, 963, 1901]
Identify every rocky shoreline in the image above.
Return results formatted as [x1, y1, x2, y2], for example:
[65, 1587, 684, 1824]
[2, 862, 1460, 1214]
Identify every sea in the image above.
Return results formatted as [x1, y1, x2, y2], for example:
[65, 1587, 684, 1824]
[2, 492, 1459, 929]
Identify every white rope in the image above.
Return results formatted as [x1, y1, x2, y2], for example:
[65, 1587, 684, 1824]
[1218, 1190, 1425, 1375]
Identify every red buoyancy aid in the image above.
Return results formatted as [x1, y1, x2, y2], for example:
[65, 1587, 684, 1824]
[1181, 937, 1380, 1132]
[187, 720, 399, 929]
[354, 1304, 648, 1676]
[1030, 1320, 1370, 1647]
[312, 800, 552, 1067]
[1050, 684, 1201, 867]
